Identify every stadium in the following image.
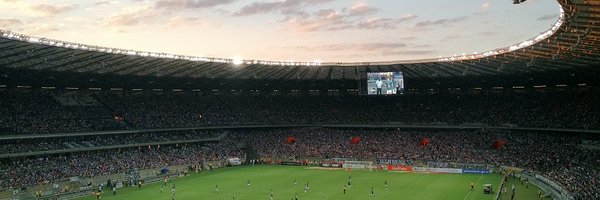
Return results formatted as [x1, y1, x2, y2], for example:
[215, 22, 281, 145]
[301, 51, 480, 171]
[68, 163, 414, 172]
[0, 0, 599, 200]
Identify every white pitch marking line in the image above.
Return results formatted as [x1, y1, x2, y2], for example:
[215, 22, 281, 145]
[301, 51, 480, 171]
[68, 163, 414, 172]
[463, 175, 484, 200]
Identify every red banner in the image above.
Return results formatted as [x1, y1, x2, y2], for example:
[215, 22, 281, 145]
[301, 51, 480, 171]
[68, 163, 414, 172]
[492, 139, 507, 149]
[419, 138, 430, 147]
[286, 137, 297, 144]
[387, 165, 413, 171]
[351, 136, 361, 144]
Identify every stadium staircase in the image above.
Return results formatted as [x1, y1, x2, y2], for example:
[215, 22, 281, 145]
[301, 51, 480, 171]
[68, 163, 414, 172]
[216, 130, 230, 140]
[242, 143, 260, 163]
[53, 92, 103, 107]
[63, 141, 76, 149]
[89, 94, 133, 129]
[581, 140, 600, 150]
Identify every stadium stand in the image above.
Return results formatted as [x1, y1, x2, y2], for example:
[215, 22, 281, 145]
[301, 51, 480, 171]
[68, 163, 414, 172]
[0, 89, 598, 135]
[0, 127, 598, 199]
[0, 142, 239, 190]
[234, 128, 599, 199]
[0, 91, 120, 134]
[0, 130, 221, 154]
[0, 0, 599, 199]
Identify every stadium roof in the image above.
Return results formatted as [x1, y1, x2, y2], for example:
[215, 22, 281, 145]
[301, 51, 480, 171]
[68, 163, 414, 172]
[0, 0, 599, 90]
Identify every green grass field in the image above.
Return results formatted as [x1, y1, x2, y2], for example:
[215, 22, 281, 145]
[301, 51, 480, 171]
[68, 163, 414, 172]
[77, 165, 541, 200]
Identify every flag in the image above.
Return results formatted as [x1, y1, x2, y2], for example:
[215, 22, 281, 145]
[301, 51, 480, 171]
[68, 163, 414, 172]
[286, 136, 297, 144]
[351, 136, 361, 144]
[492, 139, 507, 149]
[419, 138, 431, 147]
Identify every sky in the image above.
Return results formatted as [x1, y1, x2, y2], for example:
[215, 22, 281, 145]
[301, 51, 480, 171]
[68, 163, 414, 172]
[0, 0, 561, 62]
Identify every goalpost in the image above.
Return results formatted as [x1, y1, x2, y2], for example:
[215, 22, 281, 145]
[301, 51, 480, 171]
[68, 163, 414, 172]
[342, 161, 374, 171]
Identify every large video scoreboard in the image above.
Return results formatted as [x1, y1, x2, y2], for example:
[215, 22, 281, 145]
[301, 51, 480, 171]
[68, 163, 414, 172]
[365, 71, 404, 95]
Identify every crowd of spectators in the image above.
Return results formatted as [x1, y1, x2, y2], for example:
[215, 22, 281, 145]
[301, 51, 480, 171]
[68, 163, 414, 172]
[232, 128, 599, 200]
[96, 90, 600, 130]
[0, 88, 599, 199]
[0, 130, 221, 154]
[0, 91, 119, 134]
[0, 128, 597, 199]
[0, 141, 239, 191]
[1, 89, 598, 134]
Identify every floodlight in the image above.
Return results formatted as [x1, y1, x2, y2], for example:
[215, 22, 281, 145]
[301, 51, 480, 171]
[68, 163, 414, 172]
[232, 57, 243, 65]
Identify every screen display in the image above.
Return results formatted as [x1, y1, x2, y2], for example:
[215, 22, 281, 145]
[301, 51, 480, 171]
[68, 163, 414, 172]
[367, 72, 404, 95]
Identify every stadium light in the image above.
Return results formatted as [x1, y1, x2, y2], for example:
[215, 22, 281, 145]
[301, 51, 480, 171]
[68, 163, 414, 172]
[232, 57, 243, 65]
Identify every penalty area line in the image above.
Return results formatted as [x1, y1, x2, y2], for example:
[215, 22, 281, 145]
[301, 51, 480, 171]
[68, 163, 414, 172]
[463, 174, 483, 200]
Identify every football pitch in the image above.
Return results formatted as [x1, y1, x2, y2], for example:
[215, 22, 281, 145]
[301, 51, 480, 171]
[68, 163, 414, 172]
[76, 165, 540, 200]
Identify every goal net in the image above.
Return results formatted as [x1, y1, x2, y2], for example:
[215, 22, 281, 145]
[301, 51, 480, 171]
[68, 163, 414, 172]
[343, 161, 374, 171]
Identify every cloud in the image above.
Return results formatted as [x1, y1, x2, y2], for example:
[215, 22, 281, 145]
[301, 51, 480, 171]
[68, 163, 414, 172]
[537, 14, 558, 21]
[412, 44, 431, 48]
[358, 42, 408, 51]
[25, 24, 60, 35]
[346, 3, 380, 16]
[283, 9, 345, 32]
[354, 18, 398, 30]
[291, 42, 408, 52]
[0, 18, 23, 28]
[155, 0, 237, 10]
[473, 11, 490, 16]
[94, 1, 111, 6]
[285, 12, 399, 32]
[166, 16, 202, 28]
[481, 2, 491, 9]
[234, 0, 333, 16]
[400, 36, 419, 41]
[0, 19, 59, 35]
[96, 1, 228, 31]
[60, 17, 89, 26]
[478, 31, 499, 36]
[101, 6, 158, 28]
[235, 1, 415, 32]
[285, 14, 414, 32]
[281, 6, 416, 32]
[25, 4, 78, 16]
[279, 9, 311, 20]
[382, 49, 437, 56]
[235, 1, 298, 16]
[441, 34, 465, 41]
[413, 16, 468, 28]
[397, 14, 418, 23]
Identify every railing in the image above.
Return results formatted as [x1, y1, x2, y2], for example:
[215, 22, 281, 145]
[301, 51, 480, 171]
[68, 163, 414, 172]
[495, 175, 507, 200]
[522, 173, 574, 200]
